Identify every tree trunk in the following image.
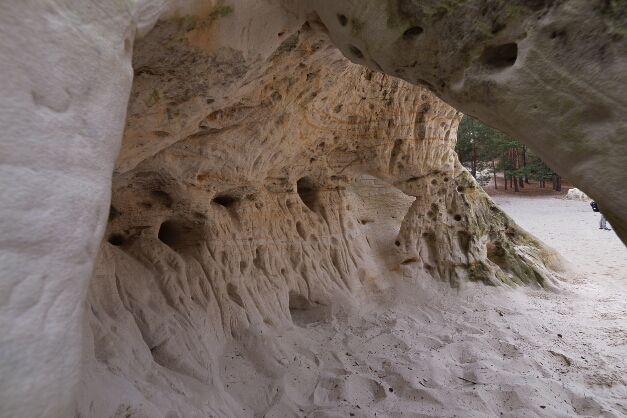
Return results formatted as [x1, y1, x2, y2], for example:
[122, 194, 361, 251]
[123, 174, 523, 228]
[509, 148, 514, 189]
[514, 147, 524, 188]
[522, 145, 529, 184]
[492, 159, 497, 189]
[503, 152, 507, 190]
[514, 176, 519, 192]
[555, 176, 562, 191]
[514, 148, 525, 191]
[472, 141, 477, 178]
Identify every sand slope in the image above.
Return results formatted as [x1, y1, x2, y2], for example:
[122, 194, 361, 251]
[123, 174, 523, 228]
[216, 195, 627, 417]
[492, 195, 627, 290]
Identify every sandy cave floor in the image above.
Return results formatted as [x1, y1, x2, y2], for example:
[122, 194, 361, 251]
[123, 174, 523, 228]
[215, 186, 627, 418]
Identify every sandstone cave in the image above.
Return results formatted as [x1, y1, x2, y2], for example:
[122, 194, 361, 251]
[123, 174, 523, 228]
[1, 0, 627, 417]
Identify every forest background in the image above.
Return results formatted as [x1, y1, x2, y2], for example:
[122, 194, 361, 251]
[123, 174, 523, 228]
[456, 115, 563, 192]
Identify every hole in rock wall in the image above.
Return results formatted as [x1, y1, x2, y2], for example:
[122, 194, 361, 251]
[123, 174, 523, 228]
[227, 283, 246, 309]
[107, 234, 125, 246]
[457, 230, 471, 254]
[486, 240, 510, 272]
[348, 44, 364, 59]
[289, 291, 327, 327]
[150, 190, 174, 208]
[297, 177, 322, 213]
[337, 14, 348, 27]
[479, 43, 518, 71]
[289, 292, 311, 310]
[403, 26, 423, 39]
[213, 194, 238, 208]
[158, 221, 184, 248]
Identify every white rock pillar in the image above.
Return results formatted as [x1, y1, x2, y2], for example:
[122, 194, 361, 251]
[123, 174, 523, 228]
[0, 1, 139, 416]
[0, 0, 308, 415]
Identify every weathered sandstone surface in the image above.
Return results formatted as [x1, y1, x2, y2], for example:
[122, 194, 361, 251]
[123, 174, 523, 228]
[0, 0, 625, 417]
[78, 22, 566, 417]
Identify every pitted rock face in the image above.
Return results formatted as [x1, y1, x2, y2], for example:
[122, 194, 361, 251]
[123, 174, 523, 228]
[2, 0, 626, 417]
[78, 23, 566, 416]
[310, 0, 627, 241]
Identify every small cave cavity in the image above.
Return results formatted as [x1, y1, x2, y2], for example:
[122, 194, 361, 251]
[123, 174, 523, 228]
[337, 14, 348, 27]
[370, 60, 385, 72]
[297, 177, 322, 214]
[403, 26, 423, 39]
[487, 240, 510, 271]
[227, 283, 245, 309]
[478, 43, 518, 71]
[348, 44, 364, 59]
[454, 214, 463, 222]
[107, 234, 125, 246]
[289, 292, 325, 327]
[213, 194, 238, 208]
[289, 292, 311, 310]
[150, 190, 174, 209]
[158, 221, 186, 248]
[458, 230, 471, 254]
[491, 23, 506, 35]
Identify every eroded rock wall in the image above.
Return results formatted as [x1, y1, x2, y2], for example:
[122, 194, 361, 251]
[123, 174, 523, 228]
[311, 0, 627, 241]
[78, 23, 565, 417]
[4, 0, 624, 416]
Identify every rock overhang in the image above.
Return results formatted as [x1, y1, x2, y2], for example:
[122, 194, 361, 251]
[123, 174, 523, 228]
[1, 0, 627, 416]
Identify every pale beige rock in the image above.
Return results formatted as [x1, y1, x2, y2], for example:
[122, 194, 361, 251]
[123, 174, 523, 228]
[77, 24, 567, 417]
[311, 0, 627, 241]
[1, 0, 627, 417]
[564, 188, 591, 202]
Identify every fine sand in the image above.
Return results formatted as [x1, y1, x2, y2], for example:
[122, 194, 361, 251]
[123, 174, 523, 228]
[220, 188, 627, 417]
[491, 193, 627, 290]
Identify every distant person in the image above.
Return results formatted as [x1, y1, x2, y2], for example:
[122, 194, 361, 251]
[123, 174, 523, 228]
[590, 201, 611, 231]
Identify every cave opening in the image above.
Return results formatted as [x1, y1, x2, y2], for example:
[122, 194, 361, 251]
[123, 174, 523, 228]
[288, 291, 311, 310]
[150, 190, 174, 208]
[479, 43, 518, 70]
[403, 26, 423, 39]
[297, 176, 322, 213]
[107, 234, 125, 246]
[212, 194, 238, 208]
[158, 221, 180, 248]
